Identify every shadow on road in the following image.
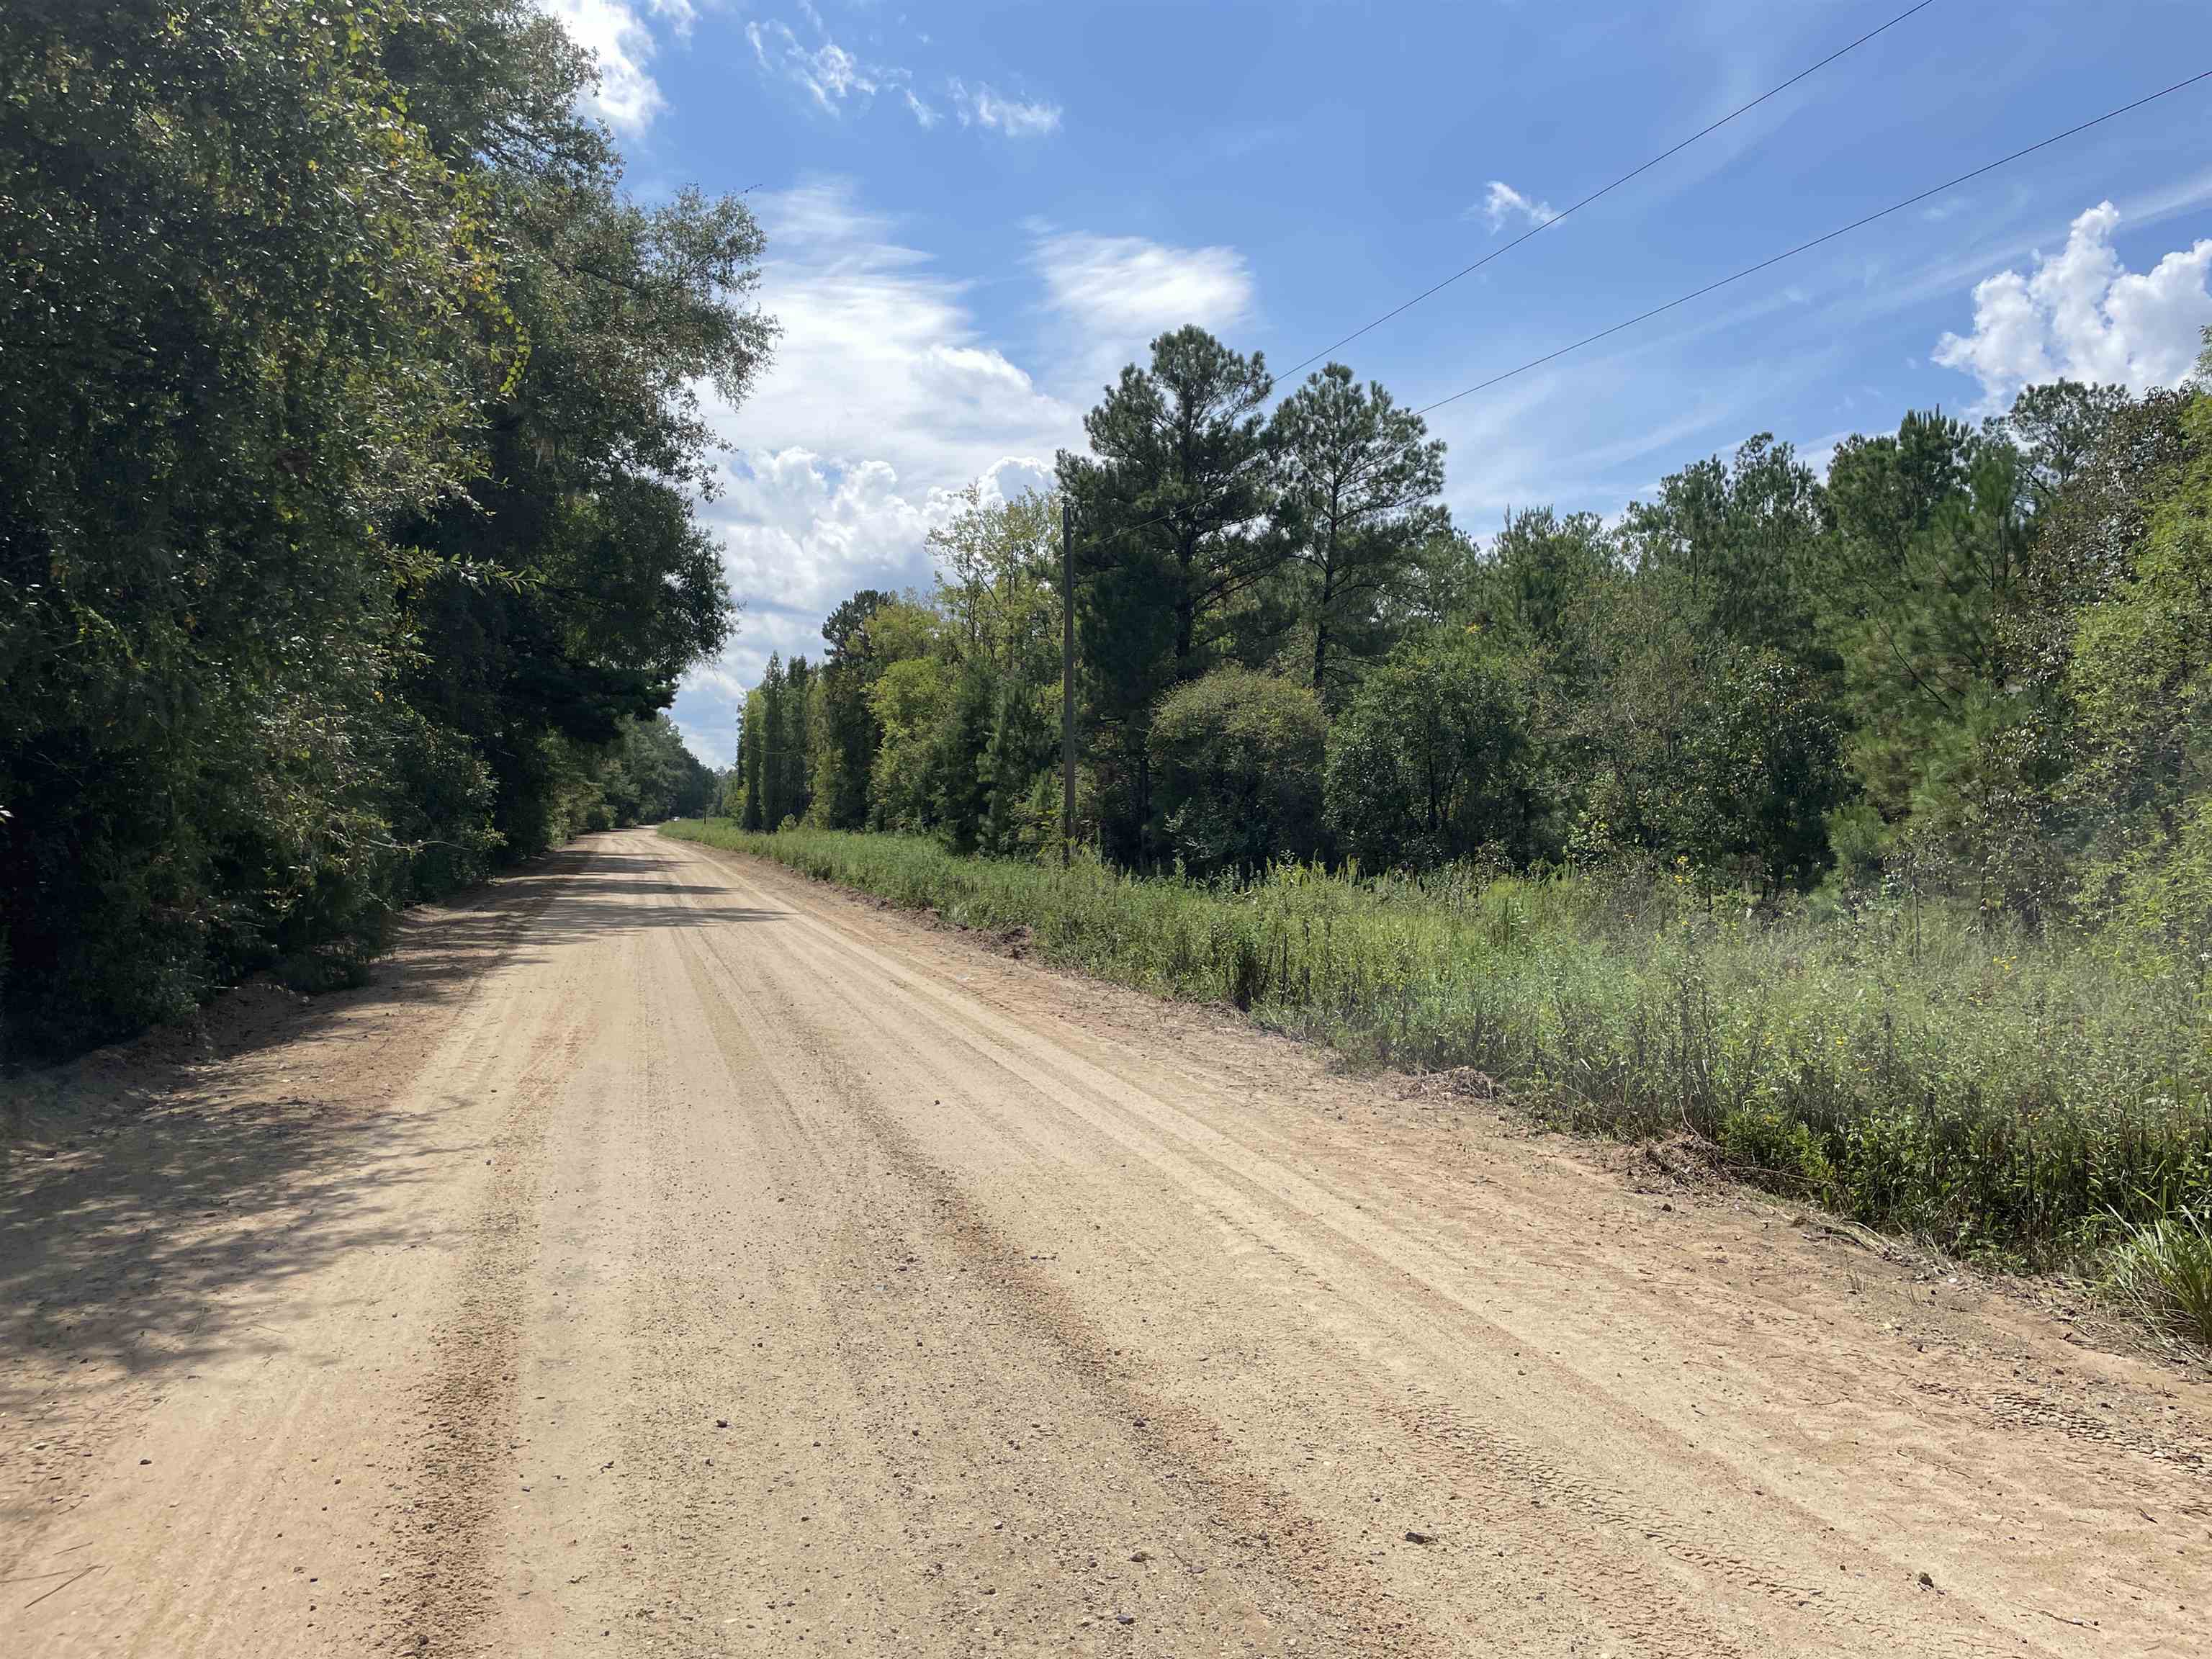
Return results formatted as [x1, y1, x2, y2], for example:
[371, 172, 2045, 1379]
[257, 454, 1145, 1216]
[0, 835, 778, 1494]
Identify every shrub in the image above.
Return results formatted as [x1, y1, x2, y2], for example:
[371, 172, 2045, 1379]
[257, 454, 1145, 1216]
[1148, 668, 1326, 878]
[1325, 630, 1532, 870]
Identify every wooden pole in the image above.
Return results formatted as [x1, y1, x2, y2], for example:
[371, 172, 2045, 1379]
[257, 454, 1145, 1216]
[1061, 496, 1076, 868]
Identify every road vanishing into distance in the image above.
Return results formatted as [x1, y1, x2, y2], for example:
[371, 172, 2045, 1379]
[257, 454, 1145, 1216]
[4, 829, 2208, 1656]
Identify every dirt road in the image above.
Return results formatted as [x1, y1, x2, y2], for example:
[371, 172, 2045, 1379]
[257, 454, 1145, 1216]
[4, 829, 2207, 1656]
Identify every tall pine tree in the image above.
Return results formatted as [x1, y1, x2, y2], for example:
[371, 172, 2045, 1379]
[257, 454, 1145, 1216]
[1058, 327, 1282, 861]
[1269, 363, 1447, 708]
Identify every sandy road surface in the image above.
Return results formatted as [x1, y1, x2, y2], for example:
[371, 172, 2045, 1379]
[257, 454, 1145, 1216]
[4, 829, 2208, 1658]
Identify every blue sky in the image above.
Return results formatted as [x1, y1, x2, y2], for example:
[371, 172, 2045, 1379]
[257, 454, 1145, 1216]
[543, 0, 2212, 767]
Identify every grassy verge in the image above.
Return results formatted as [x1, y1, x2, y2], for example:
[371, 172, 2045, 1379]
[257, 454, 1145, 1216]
[663, 821, 2212, 1292]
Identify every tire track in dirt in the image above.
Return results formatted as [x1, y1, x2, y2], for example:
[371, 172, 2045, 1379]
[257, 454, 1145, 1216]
[661, 833, 2209, 1655]
[664, 889, 1438, 1656]
[667, 849, 1778, 1654]
[384, 969, 594, 1652]
[668, 842, 1992, 1658]
[381, 845, 651, 1655]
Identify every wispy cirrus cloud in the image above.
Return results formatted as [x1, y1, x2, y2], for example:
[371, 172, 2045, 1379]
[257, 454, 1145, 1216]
[948, 78, 1062, 138]
[745, 13, 1061, 138]
[1031, 228, 1254, 389]
[745, 16, 897, 115]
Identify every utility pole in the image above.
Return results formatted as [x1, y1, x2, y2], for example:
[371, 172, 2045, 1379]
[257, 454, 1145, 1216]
[1060, 495, 1076, 868]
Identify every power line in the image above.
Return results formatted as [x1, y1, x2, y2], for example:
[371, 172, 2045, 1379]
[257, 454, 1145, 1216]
[1097, 66, 2212, 546]
[1009, 5, 1940, 558]
[1275, 0, 1941, 383]
[1408, 67, 2212, 423]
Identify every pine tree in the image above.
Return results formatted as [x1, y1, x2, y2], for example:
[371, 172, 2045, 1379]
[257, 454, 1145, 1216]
[814, 590, 893, 827]
[757, 655, 786, 828]
[739, 687, 767, 830]
[781, 656, 813, 825]
[1058, 327, 1283, 860]
[1269, 363, 1447, 707]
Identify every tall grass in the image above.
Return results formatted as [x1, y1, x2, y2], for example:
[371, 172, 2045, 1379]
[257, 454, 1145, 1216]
[663, 821, 2212, 1274]
[2105, 1210, 2212, 1354]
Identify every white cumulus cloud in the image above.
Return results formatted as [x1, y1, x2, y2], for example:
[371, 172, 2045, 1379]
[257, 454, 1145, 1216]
[1933, 201, 2212, 411]
[1479, 180, 1555, 233]
[721, 182, 1076, 486]
[672, 189, 1259, 763]
[540, 0, 670, 132]
[671, 182, 1079, 762]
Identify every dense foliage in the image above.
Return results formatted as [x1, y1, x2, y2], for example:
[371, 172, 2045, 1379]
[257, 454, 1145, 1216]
[1, 0, 762, 1053]
[747, 325, 2212, 981]
[1149, 667, 1326, 877]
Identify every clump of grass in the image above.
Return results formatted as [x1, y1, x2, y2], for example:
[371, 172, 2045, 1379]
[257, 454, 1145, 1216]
[662, 820, 2212, 1288]
[2104, 1211, 2212, 1358]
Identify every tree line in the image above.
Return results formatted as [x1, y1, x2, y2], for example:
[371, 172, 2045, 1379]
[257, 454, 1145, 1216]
[735, 322, 2211, 970]
[1, 0, 763, 1056]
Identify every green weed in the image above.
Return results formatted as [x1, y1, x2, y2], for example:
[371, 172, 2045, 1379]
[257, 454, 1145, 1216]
[2105, 1211, 2212, 1357]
